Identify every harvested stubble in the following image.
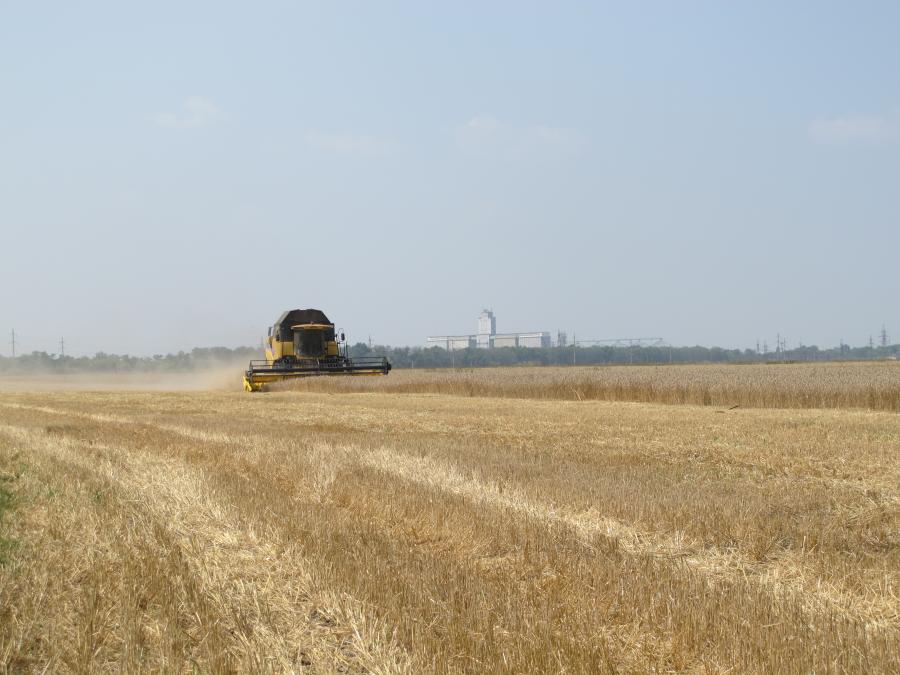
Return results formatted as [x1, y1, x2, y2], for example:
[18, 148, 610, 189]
[280, 361, 900, 411]
[0, 377, 897, 672]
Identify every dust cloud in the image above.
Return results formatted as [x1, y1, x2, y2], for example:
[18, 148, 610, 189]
[0, 366, 245, 393]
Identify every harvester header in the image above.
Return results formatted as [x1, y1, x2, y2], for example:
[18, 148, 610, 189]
[243, 308, 391, 391]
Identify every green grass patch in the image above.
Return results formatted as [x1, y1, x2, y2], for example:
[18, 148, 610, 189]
[0, 469, 19, 565]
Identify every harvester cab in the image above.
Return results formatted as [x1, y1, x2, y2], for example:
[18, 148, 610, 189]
[243, 309, 391, 392]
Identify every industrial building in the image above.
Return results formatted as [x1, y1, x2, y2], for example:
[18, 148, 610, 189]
[427, 310, 551, 350]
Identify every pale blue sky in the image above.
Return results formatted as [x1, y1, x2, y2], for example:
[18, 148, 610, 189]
[1, 2, 898, 355]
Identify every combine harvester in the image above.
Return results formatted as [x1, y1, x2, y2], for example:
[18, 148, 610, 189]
[243, 308, 391, 392]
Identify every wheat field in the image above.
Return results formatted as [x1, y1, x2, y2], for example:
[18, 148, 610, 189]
[281, 361, 900, 411]
[0, 364, 898, 672]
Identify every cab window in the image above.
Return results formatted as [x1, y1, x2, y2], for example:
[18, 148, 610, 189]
[294, 330, 325, 356]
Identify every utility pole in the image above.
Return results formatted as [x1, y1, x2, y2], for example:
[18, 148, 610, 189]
[10, 329, 16, 358]
[59, 336, 65, 359]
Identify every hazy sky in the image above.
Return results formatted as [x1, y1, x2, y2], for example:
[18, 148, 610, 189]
[2, 2, 898, 356]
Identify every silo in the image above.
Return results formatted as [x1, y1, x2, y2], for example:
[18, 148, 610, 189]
[477, 309, 496, 348]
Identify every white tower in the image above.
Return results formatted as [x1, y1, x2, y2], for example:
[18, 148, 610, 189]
[476, 309, 496, 348]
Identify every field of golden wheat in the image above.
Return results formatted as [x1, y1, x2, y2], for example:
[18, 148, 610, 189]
[281, 361, 900, 410]
[0, 363, 898, 672]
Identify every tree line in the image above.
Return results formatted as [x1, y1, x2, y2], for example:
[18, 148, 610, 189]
[2, 342, 897, 374]
[348, 342, 900, 368]
[0, 347, 257, 374]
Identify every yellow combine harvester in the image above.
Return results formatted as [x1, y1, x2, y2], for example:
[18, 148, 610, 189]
[243, 308, 391, 392]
